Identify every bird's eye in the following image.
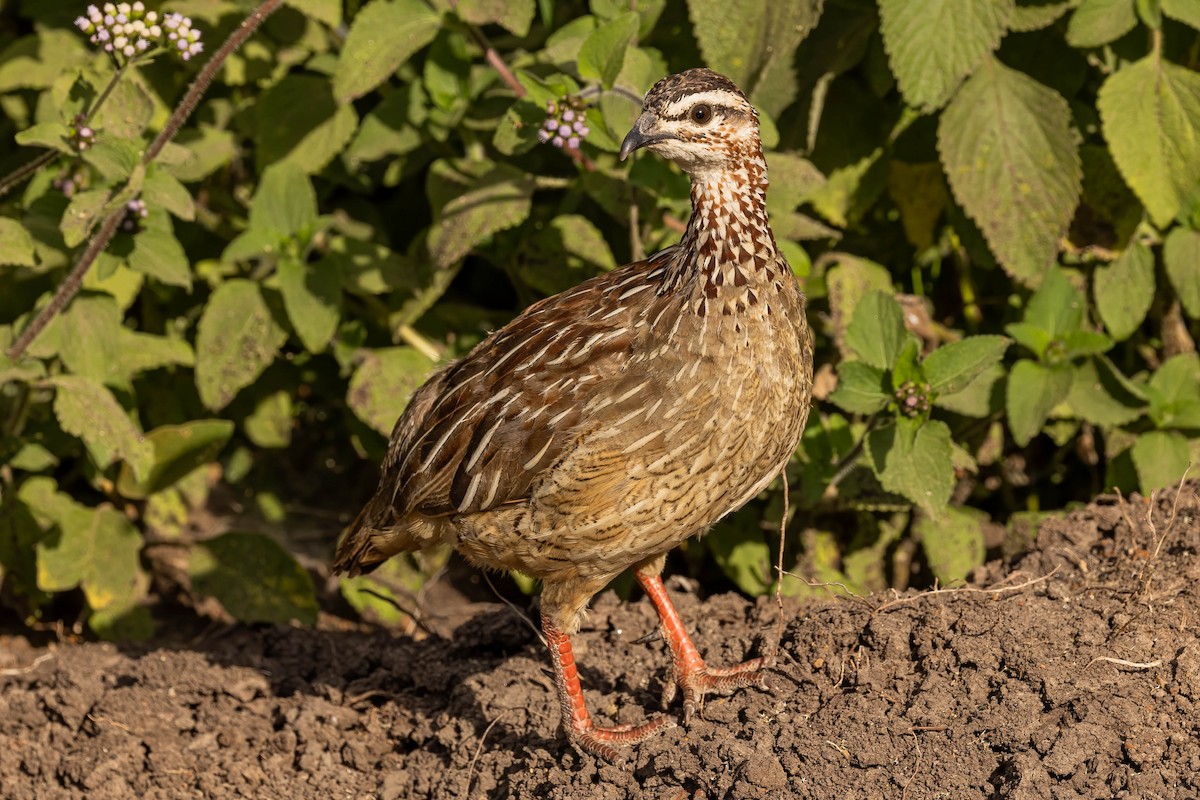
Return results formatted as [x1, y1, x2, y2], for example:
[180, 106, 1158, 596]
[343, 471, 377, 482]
[690, 104, 712, 125]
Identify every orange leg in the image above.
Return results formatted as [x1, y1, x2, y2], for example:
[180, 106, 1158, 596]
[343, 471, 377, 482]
[635, 569, 771, 722]
[541, 611, 674, 762]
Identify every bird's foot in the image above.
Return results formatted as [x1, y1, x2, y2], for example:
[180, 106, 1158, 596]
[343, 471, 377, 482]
[662, 653, 774, 723]
[568, 714, 676, 763]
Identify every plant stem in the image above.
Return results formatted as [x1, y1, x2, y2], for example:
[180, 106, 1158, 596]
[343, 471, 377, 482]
[6, 0, 285, 361]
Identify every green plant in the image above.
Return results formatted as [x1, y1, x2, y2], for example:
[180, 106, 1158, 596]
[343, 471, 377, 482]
[0, 0, 1197, 638]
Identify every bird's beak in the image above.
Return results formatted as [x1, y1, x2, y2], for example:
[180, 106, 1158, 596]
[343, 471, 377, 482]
[619, 112, 666, 161]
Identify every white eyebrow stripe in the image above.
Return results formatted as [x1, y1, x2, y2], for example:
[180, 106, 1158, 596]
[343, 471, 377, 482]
[661, 89, 743, 119]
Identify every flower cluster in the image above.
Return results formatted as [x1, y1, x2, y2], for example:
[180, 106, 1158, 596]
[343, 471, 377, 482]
[122, 198, 149, 232]
[894, 381, 933, 417]
[53, 167, 89, 199]
[71, 119, 97, 152]
[75, 3, 203, 62]
[538, 99, 590, 151]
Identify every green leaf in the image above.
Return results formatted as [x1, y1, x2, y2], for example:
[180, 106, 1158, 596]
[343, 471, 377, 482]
[82, 139, 142, 182]
[829, 360, 890, 414]
[0, 218, 36, 267]
[286, 0, 343, 26]
[844, 290, 907, 370]
[916, 505, 986, 585]
[1067, 356, 1146, 426]
[923, 336, 1010, 395]
[52, 293, 124, 385]
[278, 256, 342, 353]
[14, 122, 72, 152]
[1163, 0, 1200, 29]
[867, 418, 956, 515]
[333, 0, 440, 103]
[256, 74, 358, 174]
[1093, 241, 1154, 340]
[1098, 53, 1200, 228]
[577, 12, 638, 87]
[27, 481, 148, 638]
[348, 347, 436, 435]
[60, 187, 110, 248]
[116, 420, 234, 500]
[706, 514, 773, 596]
[1066, 0, 1138, 47]
[1164, 227, 1200, 319]
[142, 166, 195, 222]
[1059, 329, 1114, 358]
[427, 164, 534, 269]
[90, 75, 153, 139]
[194, 280, 288, 411]
[250, 162, 319, 239]
[935, 363, 1004, 417]
[1024, 266, 1085, 338]
[0, 496, 51, 609]
[1146, 353, 1200, 429]
[451, 0, 535, 35]
[939, 58, 1081, 284]
[1004, 321, 1053, 359]
[1006, 359, 1073, 445]
[825, 255, 893, 357]
[129, 226, 192, 290]
[1010, 1, 1074, 31]
[244, 389, 293, 449]
[188, 532, 317, 625]
[119, 330, 195, 376]
[1131, 430, 1192, 492]
[878, 0, 1013, 110]
[50, 375, 153, 480]
[686, 0, 824, 117]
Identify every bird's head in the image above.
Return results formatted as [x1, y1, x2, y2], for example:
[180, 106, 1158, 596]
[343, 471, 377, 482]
[619, 68, 760, 175]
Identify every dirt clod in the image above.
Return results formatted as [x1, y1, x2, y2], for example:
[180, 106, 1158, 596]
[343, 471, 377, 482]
[2, 484, 1198, 798]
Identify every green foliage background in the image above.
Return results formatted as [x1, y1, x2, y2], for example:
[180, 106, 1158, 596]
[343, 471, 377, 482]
[0, 0, 1198, 636]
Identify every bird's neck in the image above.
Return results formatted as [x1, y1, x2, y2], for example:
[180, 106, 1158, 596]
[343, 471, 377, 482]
[668, 146, 785, 313]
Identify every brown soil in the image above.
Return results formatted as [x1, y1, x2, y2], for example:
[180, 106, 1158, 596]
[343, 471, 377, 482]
[2, 483, 1198, 799]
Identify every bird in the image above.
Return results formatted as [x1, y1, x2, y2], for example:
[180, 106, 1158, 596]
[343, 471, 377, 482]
[333, 67, 814, 762]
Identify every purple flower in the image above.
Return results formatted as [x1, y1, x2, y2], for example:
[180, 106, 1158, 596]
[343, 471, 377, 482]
[538, 95, 592, 153]
[74, 3, 202, 63]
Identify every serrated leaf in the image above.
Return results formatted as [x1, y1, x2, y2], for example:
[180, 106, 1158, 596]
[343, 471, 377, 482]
[829, 360, 890, 414]
[867, 418, 955, 515]
[707, 514, 773, 596]
[1163, 0, 1200, 29]
[924, 336, 1010, 395]
[1024, 266, 1085, 338]
[450, 0, 535, 35]
[427, 164, 534, 269]
[334, 0, 440, 103]
[119, 330, 194, 375]
[1131, 430, 1192, 492]
[90, 75, 153, 139]
[1059, 329, 1113, 358]
[935, 362, 1004, 417]
[878, 0, 1013, 110]
[1098, 53, 1200, 228]
[686, 0, 823, 117]
[577, 12, 638, 87]
[188, 532, 317, 625]
[1164, 226, 1200, 318]
[1006, 358, 1073, 445]
[60, 187, 110, 248]
[887, 161, 951, 249]
[142, 166, 195, 222]
[116, 420, 234, 499]
[0, 218, 36, 267]
[845, 290, 906, 370]
[939, 57, 1081, 284]
[286, 0, 343, 26]
[1067, 356, 1146, 426]
[53, 293, 124, 385]
[169, 125, 236, 183]
[348, 347, 436, 435]
[1066, 0, 1138, 47]
[51, 375, 152, 480]
[14, 122, 72, 152]
[195, 280, 288, 411]
[1010, 0, 1074, 31]
[1146, 352, 1200, 429]
[129, 226, 191, 290]
[278, 256, 341, 353]
[916, 505, 986, 585]
[1094, 241, 1154, 340]
[251, 162, 318, 239]
[82, 139, 142, 181]
[256, 74, 358, 175]
[826, 256, 893, 357]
